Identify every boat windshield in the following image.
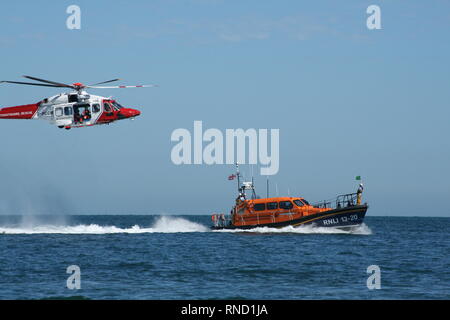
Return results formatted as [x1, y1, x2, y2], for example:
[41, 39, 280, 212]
[293, 200, 304, 207]
[294, 199, 310, 207]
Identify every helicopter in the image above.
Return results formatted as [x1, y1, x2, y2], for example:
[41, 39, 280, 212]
[0, 75, 157, 130]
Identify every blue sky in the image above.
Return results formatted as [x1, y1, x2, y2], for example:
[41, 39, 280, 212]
[0, 0, 449, 216]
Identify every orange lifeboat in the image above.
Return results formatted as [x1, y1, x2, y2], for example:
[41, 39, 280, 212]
[211, 168, 368, 231]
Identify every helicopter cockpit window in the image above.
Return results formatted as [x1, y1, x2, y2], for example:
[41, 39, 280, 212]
[104, 102, 112, 112]
[92, 104, 101, 113]
[112, 102, 124, 111]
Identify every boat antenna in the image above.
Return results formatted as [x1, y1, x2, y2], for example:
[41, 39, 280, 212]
[251, 176, 257, 199]
[266, 178, 269, 198]
[236, 163, 240, 194]
[251, 164, 256, 199]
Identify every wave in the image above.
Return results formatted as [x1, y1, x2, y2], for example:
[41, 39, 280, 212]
[213, 223, 372, 235]
[0, 216, 208, 234]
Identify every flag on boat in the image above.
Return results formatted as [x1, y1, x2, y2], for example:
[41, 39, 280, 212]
[228, 174, 236, 180]
[355, 176, 361, 180]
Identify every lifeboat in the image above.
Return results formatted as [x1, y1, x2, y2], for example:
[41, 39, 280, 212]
[211, 167, 368, 231]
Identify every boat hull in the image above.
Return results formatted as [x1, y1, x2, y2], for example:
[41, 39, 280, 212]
[211, 204, 368, 230]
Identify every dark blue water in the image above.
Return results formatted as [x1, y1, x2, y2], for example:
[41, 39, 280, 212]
[0, 215, 448, 299]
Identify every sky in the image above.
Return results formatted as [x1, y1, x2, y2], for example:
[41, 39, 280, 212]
[0, 0, 449, 216]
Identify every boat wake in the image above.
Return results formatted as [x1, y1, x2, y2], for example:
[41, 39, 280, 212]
[0, 216, 371, 235]
[213, 223, 372, 235]
[0, 216, 208, 234]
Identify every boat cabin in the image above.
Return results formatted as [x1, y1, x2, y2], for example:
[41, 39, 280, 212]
[230, 196, 328, 227]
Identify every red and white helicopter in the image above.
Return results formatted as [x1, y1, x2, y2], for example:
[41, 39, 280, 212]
[0, 75, 157, 129]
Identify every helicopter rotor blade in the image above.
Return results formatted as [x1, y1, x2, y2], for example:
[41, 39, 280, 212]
[0, 80, 70, 88]
[87, 84, 158, 89]
[88, 79, 121, 86]
[22, 75, 73, 88]
[1, 76, 157, 90]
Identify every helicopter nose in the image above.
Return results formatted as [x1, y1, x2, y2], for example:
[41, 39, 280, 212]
[119, 108, 141, 119]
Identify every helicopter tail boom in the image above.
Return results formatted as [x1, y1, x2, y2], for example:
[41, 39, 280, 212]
[0, 103, 39, 119]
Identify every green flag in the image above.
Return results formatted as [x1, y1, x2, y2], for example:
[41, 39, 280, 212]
[355, 176, 361, 181]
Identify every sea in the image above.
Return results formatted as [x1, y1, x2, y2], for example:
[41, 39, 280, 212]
[0, 215, 448, 300]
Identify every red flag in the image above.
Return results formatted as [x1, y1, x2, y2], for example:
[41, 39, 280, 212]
[228, 174, 236, 180]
